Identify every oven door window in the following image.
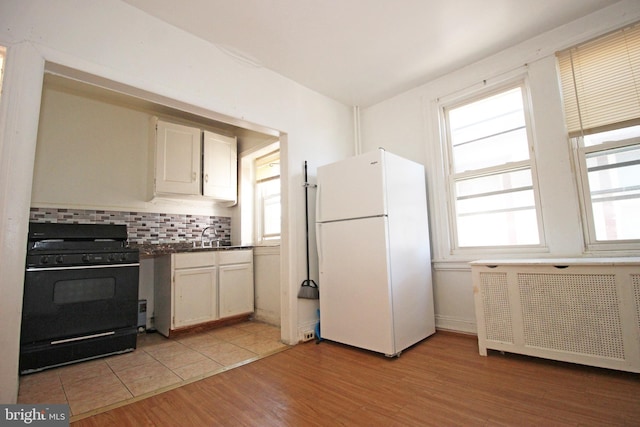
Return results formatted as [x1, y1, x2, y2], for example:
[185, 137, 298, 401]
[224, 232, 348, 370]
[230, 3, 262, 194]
[21, 265, 139, 344]
[54, 277, 116, 304]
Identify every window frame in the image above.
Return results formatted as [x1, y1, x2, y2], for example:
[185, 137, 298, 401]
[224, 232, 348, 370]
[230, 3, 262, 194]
[254, 149, 281, 245]
[557, 22, 640, 252]
[440, 78, 546, 253]
[572, 134, 640, 252]
[0, 45, 5, 102]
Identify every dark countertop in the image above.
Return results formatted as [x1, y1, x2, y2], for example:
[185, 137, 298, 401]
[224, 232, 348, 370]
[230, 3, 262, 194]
[131, 242, 253, 259]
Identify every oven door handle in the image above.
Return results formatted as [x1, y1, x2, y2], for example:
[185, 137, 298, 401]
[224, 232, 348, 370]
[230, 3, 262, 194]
[26, 263, 140, 272]
[51, 331, 115, 345]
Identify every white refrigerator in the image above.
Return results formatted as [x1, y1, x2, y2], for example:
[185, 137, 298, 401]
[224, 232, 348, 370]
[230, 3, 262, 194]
[316, 148, 435, 357]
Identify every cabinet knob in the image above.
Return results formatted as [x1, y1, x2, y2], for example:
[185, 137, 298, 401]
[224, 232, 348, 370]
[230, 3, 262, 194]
[205, 174, 208, 183]
[192, 172, 197, 182]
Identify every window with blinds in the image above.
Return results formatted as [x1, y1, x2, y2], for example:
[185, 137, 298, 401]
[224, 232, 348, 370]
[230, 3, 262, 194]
[557, 22, 640, 246]
[255, 150, 281, 242]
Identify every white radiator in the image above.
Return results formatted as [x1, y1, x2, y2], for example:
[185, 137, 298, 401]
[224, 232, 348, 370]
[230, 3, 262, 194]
[471, 258, 640, 373]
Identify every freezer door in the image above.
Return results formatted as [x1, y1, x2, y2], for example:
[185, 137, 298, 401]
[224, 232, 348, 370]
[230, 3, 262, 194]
[317, 216, 396, 355]
[316, 150, 386, 222]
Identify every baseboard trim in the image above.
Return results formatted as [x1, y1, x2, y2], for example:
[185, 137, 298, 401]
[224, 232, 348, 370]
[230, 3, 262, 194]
[435, 315, 477, 335]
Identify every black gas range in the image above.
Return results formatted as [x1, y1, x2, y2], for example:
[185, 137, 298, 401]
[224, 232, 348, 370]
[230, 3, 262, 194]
[26, 222, 139, 267]
[20, 222, 140, 374]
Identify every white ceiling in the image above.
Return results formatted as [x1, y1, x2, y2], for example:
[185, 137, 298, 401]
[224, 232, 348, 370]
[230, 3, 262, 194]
[122, 0, 620, 107]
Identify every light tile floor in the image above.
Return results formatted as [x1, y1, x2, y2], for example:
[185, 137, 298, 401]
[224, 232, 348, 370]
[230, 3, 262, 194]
[18, 321, 288, 420]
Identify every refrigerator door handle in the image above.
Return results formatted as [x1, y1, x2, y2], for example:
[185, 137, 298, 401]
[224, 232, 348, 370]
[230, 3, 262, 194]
[315, 223, 323, 272]
[315, 183, 321, 222]
[315, 183, 323, 275]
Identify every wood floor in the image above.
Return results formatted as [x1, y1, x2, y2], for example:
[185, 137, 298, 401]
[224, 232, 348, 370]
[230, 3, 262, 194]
[18, 321, 286, 418]
[72, 331, 640, 426]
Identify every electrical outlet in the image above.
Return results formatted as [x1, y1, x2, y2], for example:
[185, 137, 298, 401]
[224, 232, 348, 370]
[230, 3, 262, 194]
[302, 330, 315, 342]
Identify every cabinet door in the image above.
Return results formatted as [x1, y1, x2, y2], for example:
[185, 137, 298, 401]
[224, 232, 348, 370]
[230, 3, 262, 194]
[202, 131, 237, 203]
[174, 267, 218, 328]
[219, 263, 254, 318]
[155, 120, 201, 195]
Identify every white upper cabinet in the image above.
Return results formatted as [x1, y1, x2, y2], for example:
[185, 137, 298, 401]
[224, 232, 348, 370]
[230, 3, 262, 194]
[203, 130, 237, 204]
[152, 119, 238, 204]
[154, 119, 201, 196]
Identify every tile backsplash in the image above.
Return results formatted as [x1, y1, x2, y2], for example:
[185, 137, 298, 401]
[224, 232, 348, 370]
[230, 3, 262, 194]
[29, 207, 231, 245]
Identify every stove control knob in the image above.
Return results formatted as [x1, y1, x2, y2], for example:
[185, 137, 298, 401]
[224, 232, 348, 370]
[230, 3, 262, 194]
[120, 253, 128, 261]
[55, 255, 64, 264]
[82, 254, 92, 263]
[40, 255, 49, 265]
[108, 254, 116, 262]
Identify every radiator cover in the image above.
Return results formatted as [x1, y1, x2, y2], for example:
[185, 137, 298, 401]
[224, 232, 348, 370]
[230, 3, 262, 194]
[471, 258, 640, 373]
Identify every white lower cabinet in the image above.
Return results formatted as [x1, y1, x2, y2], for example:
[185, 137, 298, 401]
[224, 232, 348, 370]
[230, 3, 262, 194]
[155, 249, 253, 337]
[174, 266, 218, 328]
[219, 251, 254, 318]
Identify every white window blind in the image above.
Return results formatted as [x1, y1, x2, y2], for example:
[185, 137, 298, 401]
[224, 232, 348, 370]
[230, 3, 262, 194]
[255, 150, 280, 182]
[557, 23, 640, 246]
[557, 23, 640, 137]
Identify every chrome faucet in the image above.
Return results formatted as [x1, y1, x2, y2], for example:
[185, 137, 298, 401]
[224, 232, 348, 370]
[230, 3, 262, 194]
[198, 226, 220, 248]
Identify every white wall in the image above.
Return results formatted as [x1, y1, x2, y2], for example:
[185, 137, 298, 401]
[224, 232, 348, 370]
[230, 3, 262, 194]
[0, 0, 352, 403]
[253, 246, 281, 327]
[34, 80, 237, 217]
[360, 0, 640, 333]
[138, 258, 155, 328]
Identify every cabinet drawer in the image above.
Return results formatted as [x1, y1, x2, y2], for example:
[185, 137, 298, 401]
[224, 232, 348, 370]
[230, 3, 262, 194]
[174, 252, 216, 269]
[218, 250, 253, 265]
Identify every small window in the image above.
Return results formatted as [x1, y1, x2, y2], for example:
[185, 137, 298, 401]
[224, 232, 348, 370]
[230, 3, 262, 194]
[0, 46, 5, 102]
[575, 129, 640, 243]
[255, 150, 280, 243]
[442, 83, 542, 248]
[557, 22, 640, 247]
